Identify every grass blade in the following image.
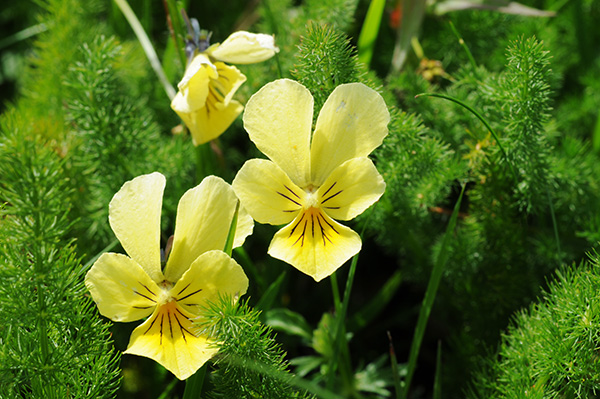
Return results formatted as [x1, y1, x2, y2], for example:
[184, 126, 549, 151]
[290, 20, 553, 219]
[401, 183, 466, 399]
[357, 0, 386, 67]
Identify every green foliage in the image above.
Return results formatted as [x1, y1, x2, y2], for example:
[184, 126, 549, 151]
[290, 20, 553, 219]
[0, 123, 120, 398]
[493, 36, 554, 213]
[468, 256, 600, 399]
[197, 297, 315, 399]
[64, 35, 163, 248]
[292, 22, 363, 115]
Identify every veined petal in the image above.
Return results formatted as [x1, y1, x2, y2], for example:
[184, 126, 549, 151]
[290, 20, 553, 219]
[124, 301, 218, 380]
[208, 31, 279, 64]
[268, 208, 361, 282]
[317, 157, 385, 221]
[212, 62, 247, 106]
[310, 83, 390, 186]
[171, 54, 217, 113]
[243, 79, 312, 187]
[164, 177, 254, 283]
[233, 158, 305, 226]
[109, 172, 165, 283]
[177, 99, 243, 145]
[85, 253, 159, 322]
[170, 250, 249, 314]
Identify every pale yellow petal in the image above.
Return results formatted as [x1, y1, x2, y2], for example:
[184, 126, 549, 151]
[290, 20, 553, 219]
[212, 62, 247, 105]
[164, 177, 254, 282]
[171, 54, 217, 113]
[124, 302, 218, 380]
[208, 31, 279, 64]
[170, 250, 249, 314]
[232, 158, 305, 226]
[243, 79, 312, 187]
[317, 157, 385, 221]
[85, 253, 159, 322]
[109, 172, 165, 282]
[310, 83, 390, 186]
[268, 208, 361, 282]
[177, 99, 243, 145]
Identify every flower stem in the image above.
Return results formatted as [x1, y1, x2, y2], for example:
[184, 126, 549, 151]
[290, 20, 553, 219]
[195, 142, 216, 183]
[182, 364, 207, 399]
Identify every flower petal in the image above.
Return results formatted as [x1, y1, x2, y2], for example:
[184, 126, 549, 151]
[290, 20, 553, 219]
[268, 208, 361, 282]
[171, 54, 217, 113]
[212, 62, 247, 105]
[124, 302, 218, 380]
[85, 253, 160, 322]
[164, 177, 254, 282]
[317, 157, 385, 221]
[243, 79, 312, 187]
[310, 83, 390, 186]
[233, 158, 305, 225]
[170, 250, 249, 313]
[109, 172, 165, 282]
[208, 31, 279, 64]
[178, 99, 244, 145]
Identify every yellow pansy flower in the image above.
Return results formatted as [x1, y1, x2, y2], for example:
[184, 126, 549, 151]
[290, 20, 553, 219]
[232, 79, 390, 282]
[171, 31, 279, 145]
[85, 172, 254, 380]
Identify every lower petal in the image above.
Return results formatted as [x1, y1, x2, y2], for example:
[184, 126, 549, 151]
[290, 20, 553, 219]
[176, 99, 243, 145]
[268, 209, 361, 282]
[124, 302, 218, 380]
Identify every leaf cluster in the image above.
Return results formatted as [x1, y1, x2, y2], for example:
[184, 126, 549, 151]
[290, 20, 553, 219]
[0, 124, 120, 398]
[197, 296, 315, 399]
[468, 255, 600, 399]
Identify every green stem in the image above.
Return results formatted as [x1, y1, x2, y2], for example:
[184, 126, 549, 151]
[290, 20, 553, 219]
[447, 20, 477, 71]
[416, 92, 519, 182]
[546, 186, 561, 258]
[82, 239, 119, 271]
[113, 0, 176, 100]
[195, 142, 215, 183]
[163, 0, 187, 69]
[402, 183, 466, 399]
[182, 364, 207, 399]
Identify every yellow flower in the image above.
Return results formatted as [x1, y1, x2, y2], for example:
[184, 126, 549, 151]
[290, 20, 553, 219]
[171, 31, 279, 145]
[85, 172, 254, 380]
[232, 79, 390, 282]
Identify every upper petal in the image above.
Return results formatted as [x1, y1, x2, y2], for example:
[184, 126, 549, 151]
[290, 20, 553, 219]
[317, 157, 385, 221]
[124, 302, 218, 380]
[164, 176, 254, 282]
[109, 172, 165, 283]
[243, 79, 312, 187]
[171, 54, 217, 113]
[310, 83, 390, 186]
[232, 158, 305, 226]
[85, 252, 160, 322]
[268, 209, 362, 282]
[208, 31, 279, 64]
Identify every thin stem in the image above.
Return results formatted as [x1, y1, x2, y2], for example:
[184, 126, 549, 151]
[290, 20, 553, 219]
[163, 0, 187, 69]
[82, 239, 119, 272]
[113, 0, 176, 100]
[195, 142, 215, 183]
[447, 20, 477, 71]
[416, 92, 519, 182]
[546, 186, 561, 258]
[401, 183, 466, 399]
[182, 364, 207, 399]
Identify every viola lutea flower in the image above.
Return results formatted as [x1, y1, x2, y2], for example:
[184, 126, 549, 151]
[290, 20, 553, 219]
[171, 31, 279, 145]
[85, 172, 253, 380]
[232, 79, 390, 282]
